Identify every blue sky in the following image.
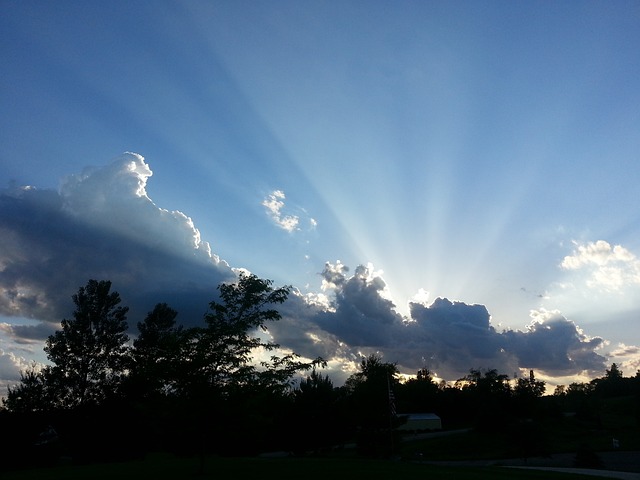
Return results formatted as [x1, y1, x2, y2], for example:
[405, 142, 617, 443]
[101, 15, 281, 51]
[1, 1, 640, 394]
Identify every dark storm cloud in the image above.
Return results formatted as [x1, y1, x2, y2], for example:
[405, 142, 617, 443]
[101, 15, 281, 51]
[502, 312, 606, 376]
[0, 322, 58, 344]
[314, 263, 405, 346]
[403, 298, 516, 379]
[277, 262, 608, 380]
[275, 292, 356, 363]
[0, 154, 234, 343]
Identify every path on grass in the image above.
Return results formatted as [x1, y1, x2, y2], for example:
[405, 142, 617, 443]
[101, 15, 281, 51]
[400, 429, 639, 478]
[506, 466, 640, 480]
[419, 451, 640, 479]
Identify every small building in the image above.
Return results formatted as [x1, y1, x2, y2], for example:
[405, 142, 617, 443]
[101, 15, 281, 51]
[396, 413, 442, 432]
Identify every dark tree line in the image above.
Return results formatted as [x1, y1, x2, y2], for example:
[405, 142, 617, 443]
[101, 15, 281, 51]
[2, 277, 640, 470]
[1, 276, 324, 466]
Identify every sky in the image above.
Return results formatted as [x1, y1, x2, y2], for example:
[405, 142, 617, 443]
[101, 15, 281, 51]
[1, 1, 640, 397]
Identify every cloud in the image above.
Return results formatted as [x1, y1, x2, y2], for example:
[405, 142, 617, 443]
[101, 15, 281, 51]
[60, 153, 218, 260]
[405, 298, 516, 379]
[406, 301, 605, 379]
[262, 190, 300, 232]
[0, 153, 235, 335]
[269, 262, 609, 382]
[501, 309, 606, 376]
[0, 349, 33, 399]
[0, 350, 27, 382]
[0, 322, 58, 344]
[608, 343, 640, 376]
[315, 263, 405, 347]
[262, 189, 316, 232]
[561, 240, 640, 291]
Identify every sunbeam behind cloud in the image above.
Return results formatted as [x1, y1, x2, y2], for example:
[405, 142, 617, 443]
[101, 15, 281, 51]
[0, 156, 635, 397]
[3, 2, 640, 401]
[272, 261, 609, 383]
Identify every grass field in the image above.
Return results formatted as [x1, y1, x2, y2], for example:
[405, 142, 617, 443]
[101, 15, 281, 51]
[3, 396, 637, 479]
[0, 454, 611, 480]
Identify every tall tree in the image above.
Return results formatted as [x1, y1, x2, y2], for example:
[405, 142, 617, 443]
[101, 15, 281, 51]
[514, 370, 546, 399]
[130, 303, 183, 398]
[44, 279, 130, 408]
[344, 354, 400, 456]
[292, 369, 342, 453]
[457, 368, 512, 432]
[605, 363, 623, 380]
[593, 362, 629, 397]
[183, 272, 322, 397]
[398, 368, 439, 413]
[513, 370, 546, 419]
[175, 273, 323, 461]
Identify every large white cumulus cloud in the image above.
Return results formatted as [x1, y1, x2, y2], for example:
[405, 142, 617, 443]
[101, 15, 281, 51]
[0, 153, 234, 341]
[60, 153, 217, 261]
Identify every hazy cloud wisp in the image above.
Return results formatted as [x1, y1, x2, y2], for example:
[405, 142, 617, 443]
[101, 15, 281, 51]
[262, 189, 317, 233]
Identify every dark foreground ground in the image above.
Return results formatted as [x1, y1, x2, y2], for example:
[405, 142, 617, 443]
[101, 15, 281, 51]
[3, 416, 638, 479]
[3, 453, 638, 480]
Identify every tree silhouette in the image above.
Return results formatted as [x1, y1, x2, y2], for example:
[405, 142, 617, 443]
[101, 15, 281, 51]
[344, 354, 399, 456]
[174, 273, 324, 460]
[397, 368, 439, 414]
[514, 370, 546, 403]
[180, 273, 323, 398]
[592, 362, 630, 397]
[292, 369, 343, 453]
[605, 363, 623, 380]
[3, 365, 48, 413]
[129, 302, 183, 398]
[457, 368, 512, 432]
[460, 368, 511, 396]
[44, 279, 130, 408]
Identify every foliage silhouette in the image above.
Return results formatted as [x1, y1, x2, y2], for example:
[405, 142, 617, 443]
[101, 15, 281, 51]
[290, 369, 348, 454]
[178, 273, 323, 399]
[3, 365, 49, 414]
[396, 368, 440, 414]
[456, 368, 513, 432]
[46, 280, 130, 409]
[128, 302, 183, 399]
[146, 273, 324, 460]
[342, 354, 400, 457]
[3, 272, 640, 471]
